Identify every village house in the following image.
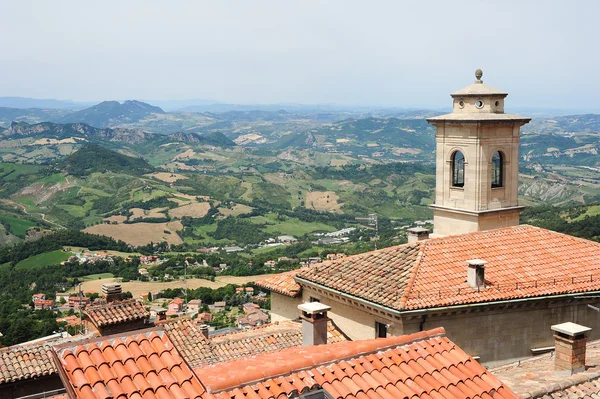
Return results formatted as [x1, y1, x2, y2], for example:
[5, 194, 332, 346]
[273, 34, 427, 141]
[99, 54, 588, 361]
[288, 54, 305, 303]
[68, 296, 90, 309]
[212, 301, 226, 312]
[257, 70, 600, 368]
[168, 297, 184, 313]
[55, 292, 70, 303]
[263, 259, 276, 268]
[32, 293, 45, 302]
[33, 299, 54, 310]
[196, 312, 213, 323]
[187, 299, 202, 312]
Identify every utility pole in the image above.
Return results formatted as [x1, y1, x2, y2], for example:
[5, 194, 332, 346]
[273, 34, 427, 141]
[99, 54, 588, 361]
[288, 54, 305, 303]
[369, 213, 379, 250]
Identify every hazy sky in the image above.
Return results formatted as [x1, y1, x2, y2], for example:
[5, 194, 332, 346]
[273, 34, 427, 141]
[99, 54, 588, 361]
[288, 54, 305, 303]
[1, 1, 598, 109]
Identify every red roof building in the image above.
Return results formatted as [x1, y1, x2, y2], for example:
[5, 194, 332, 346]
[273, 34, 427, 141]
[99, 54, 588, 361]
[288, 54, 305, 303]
[84, 299, 149, 336]
[257, 225, 600, 367]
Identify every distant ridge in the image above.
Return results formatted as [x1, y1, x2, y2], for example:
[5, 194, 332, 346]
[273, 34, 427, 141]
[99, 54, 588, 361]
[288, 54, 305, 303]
[59, 100, 164, 128]
[0, 96, 92, 109]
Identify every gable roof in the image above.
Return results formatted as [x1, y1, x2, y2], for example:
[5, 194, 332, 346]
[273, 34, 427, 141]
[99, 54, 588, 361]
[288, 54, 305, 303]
[55, 330, 206, 399]
[163, 319, 347, 368]
[292, 225, 600, 311]
[0, 343, 56, 384]
[84, 299, 149, 327]
[255, 269, 303, 297]
[196, 327, 518, 399]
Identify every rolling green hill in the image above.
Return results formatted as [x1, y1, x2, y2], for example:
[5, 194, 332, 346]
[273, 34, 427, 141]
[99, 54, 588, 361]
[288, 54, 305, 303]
[56, 145, 155, 176]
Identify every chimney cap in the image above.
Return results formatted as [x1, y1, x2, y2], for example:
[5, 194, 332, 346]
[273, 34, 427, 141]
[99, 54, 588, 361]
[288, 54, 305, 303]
[466, 259, 488, 267]
[298, 302, 331, 315]
[551, 322, 591, 337]
[407, 227, 429, 234]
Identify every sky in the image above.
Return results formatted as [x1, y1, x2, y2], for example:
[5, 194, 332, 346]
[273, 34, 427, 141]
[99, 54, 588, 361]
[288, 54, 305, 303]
[0, 1, 598, 109]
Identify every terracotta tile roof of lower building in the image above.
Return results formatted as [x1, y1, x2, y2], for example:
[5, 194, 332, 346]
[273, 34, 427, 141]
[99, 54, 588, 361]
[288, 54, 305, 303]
[84, 299, 150, 327]
[254, 269, 304, 297]
[163, 319, 347, 368]
[293, 225, 600, 311]
[0, 343, 56, 384]
[491, 338, 600, 398]
[55, 330, 206, 399]
[196, 327, 518, 399]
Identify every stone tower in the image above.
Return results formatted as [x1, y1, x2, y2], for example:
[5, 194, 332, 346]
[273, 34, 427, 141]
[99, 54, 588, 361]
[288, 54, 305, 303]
[426, 70, 531, 237]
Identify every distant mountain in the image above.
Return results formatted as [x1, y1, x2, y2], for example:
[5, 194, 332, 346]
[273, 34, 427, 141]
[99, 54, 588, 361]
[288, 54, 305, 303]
[55, 144, 155, 176]
[0, 97, 93, 109]
[0, 107, 69, 126]
[2, 121, 236, 148]
[59, 100, 165, 128]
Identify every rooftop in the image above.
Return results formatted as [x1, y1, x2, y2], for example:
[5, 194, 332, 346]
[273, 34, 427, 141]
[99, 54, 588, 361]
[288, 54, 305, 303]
[491, 338, 600, 398]
[84, 299, 149, 327]
[55, 330, 206, 399]
[255, 269, 303, 297]
[163, 319, 347, 368]
[261, 225, 600, 311]
[0, 343, 56, 385]
[196, 327, 518, 398]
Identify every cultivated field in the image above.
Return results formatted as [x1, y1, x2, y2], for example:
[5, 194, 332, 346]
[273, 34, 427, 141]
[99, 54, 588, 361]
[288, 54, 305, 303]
[305, 191, 342, 213]
[169, 202, 211, 218]
[148, 172, 188, 183]
[83, 222, 183, 246]
[218, 204, 253, 216]
[80, 274, 273, 297]
[104, 215, 127, 224]
[129, 207, 167, 219]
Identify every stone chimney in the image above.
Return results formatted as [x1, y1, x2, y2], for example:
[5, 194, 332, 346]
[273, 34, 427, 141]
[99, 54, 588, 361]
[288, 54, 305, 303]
[298, 302, 331, 346]
[102, 283, 122, 303]
[466, 259, 487, 289]
[407, 227, 430, 243]
[199, 324, 210, 340]
[551, 322, 591, 375]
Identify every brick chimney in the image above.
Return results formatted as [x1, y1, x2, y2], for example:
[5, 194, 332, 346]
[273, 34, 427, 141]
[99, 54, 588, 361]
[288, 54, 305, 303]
[466, 259, 487, 289]
[551, 322, 591, 375]
[102, 283, 123, 303]
[298, 302, 331, 346]
[199, 324, 210, 340]
[407, 227, 430, 243]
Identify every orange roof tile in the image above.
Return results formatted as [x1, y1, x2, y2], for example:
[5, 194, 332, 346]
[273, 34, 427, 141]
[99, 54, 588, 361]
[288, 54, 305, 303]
[294, 225, 600, 311]
[196, 327, 519, 399]
[56, 330, 206, 399]
[0, 343, 56, 384]
[164, 319, 347, 369]
[84, 299, 149, 327]
[254, 269, 304, 297]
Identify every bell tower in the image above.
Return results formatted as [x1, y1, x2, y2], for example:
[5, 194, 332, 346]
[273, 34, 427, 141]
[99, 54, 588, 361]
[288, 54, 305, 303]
[427, 70, 531, 237]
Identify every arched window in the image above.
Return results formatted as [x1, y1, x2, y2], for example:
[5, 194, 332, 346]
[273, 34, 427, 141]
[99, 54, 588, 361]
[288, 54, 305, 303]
[491, 151, 503, 188]
[452, 151, 465, 188]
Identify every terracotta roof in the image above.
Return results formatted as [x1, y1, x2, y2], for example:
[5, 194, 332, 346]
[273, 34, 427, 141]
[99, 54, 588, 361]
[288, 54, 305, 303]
[491, 338, 600, 398]
[164, 319, 347, 368]
[56, 330, 206, 399]
[197, 327, 518, 399]
[0, 343, 56, 384]
[84, 299, 149, 327]
[294, 225, 600, 311]
[254, 269, 304, 297]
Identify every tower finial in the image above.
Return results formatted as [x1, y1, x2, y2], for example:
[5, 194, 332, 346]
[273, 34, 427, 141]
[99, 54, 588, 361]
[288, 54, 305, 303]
[475, 69, 483, 83]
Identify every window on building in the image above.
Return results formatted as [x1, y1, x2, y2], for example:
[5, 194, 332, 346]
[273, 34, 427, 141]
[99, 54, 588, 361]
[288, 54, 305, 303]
[375, 321, 388, 338]
[452, 151, 465, 187]
[491, 151, 503, 188]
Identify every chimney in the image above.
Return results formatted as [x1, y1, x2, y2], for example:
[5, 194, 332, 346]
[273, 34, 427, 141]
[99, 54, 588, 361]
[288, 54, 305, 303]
[551, 322, 591, 375]
[199, 324, 210, 340]
[407, 227, 429, 243]
[298, 302, 331, 346]
[466, 259, 487, 289]
[102, 283, 122, 303]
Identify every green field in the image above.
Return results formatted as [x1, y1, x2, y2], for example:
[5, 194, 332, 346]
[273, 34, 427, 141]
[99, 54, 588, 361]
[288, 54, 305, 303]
[14, 250, 72, 270]
[0, 215, 37, 237]
[81, 273, 115, 280]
